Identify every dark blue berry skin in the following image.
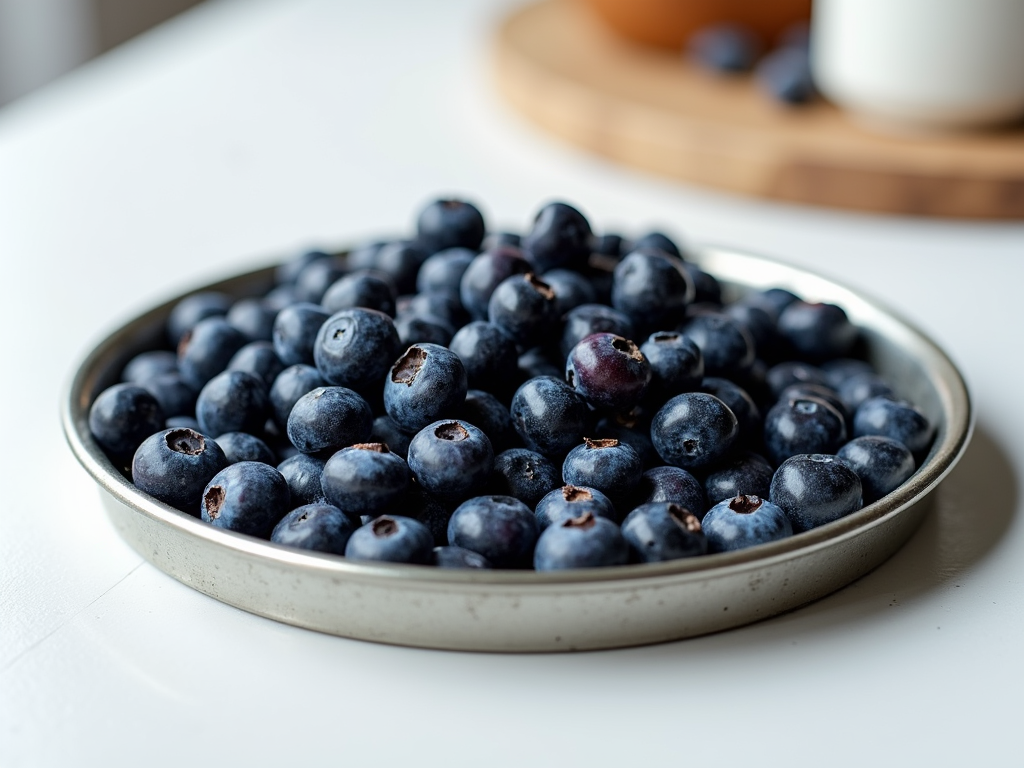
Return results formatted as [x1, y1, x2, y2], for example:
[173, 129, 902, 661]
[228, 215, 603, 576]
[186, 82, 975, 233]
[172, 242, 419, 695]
[591, 232, 629, 257]
[449, 321, 519, 393]
[271, 302, 331, 367]
[433, 546, 492, 569]
[400, 291, 467, 330]
[226, 298, 278, 343]
[821, 358, 875, 390]
[756, 46, 816, 105]
[369, 415, 412, 459]
[488, 273, 559, 347]
[779, 383, 851, 430]
[679, 312, 755, 378]
[215, 431, 276, 465]
[562, 438, 642, 500]
[612, 249, 694, 336]
[518, 348, 563, 381]
[346, 240, 389, 272]
[765, 361, 829, 399]
[837, 436, 916, 504]
[416, 198, 486, 253]
[459, 246, 532, 321]
[853, 397, 934, 456]
[535, 485, 617, 529]
[416, 248, 477, 295]
[271, 503, 358, 554]
[682, 264, 722, 305]
[633, 466, 706, 520]
[839, 373, 897, 414]
[264, 284, 300, 312]
[522, 201, 592, 273]
[275, 248, 332, 286]
[89, 383, 165, 462]
[177, 317, 249, 391]
[345, 515, 434, 564]
[140, 373, 197, 419]
[559, 304, 635, 360]
[166, 292, 231, 346]
[640, 332, 704, 399]
[539, 268, 596, 316]
[404, 485, 454, 546]
[487, 448, 561, 509]
[482, 231, 522, 250]
[201, 461, 291, 538]
[166, 415, 201, 431]
[313, 308, 402, 391]
[226, 341, 285, 390]
[196, 370, 270, 438]
[698, 378, 762, 445]
[725, 302, 780, 360]
[510, 376, 591, 461]
[374, 241, 430, 295]
[286, 386, 373, 455]
[651, 393, 739, 472]
[566, 333, 652, 413]
[132, 428, 228, 515]
[593, 418, 656, 469]
[459, 390, 519, 454]
[701, 495, 793, 552]
[321, 443, 410, 516]
[447, 495, 538, 568]
[407, 420, 494, 503]
[704, 451, 774, 505]
[749, 287, 801, 319]
[689, 23, 761, 72]
[277, 453, 327, 508]
[534, 513, 629, 571]
[321, 270, 397, 316]
[394, 312, 454, 348]
[293, 256, 346, 304]
[122, 350, 178, 384]
[777, 301, 858, 362]
[763, 395, 847, 466]
[633, 231, 682, 259]
[770, 454, 863, 532]
[384, 343, 468, 434]
[268, 364, 325, 430]
[621, 502, 707, 563]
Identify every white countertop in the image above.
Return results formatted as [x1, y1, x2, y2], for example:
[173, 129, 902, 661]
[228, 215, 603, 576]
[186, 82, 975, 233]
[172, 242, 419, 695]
[3, 1, 1022, 765]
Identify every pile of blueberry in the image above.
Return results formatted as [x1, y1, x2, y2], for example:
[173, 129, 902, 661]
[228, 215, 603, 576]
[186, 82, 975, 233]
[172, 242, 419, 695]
[88, 197, 934, 571]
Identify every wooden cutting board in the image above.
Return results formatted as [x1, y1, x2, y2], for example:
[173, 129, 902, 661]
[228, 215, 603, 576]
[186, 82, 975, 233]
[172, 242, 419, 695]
[493, 0, 1024, 218]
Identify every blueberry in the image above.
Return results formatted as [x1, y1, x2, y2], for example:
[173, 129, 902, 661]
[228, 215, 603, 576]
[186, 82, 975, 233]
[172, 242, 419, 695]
[633, 231, 683, 259]
[321, 443, 410, 517]
[559, 303, 635, 360]
[459, 246, 532, 322]
[403, 484, 454, 546]
[449, 321, 520, 393]
[488, 273, 559, 347]
[195, 370, 269, 438]
[407, 420, 494, 502]
[777, 301, 858, 362]
[681, 263, 722, 305]
[487, 448, 561, 509]
[271, 503, 359, 554]
[416, 247, 477, 295]
[293, 256, 346, 304]
[177, 317, 249, 391]
[400, 291, 467, 330]
[321, 270, 397, 316]
[701, 495, 793, 552]
[765, 361, 829, 399]
[640, 332, 704, 399]
[522, 201, 592, 273]
[704, 451, 774, 505]
[89, 383, 165, 461]
[756, 46, 815, 105]
[226, 340, 285, 390]
[374, 241, 430, 295]
[518, 347, 563, 381]
[632, 465, 707, 520]
[837, 436, 916, 504]
[268, 364, 326, 430]
[277, 453, 328, 508]
[612, 249, 694, 335]
[821, 358, 876, 390]
[132, 428, 229, 514]
[651, 393, 738, 471]
[433, 546, 492, 569]
[562, 438, 642, 501]
[121, 350, 178, 385]
[591, 232, 629, 258]
[482, 231, 521, 250]
[286, 386, 373, 455]
[139, 373, 197, 419]
[679, 312, 755, 377]
[534, 512, 628, 570]
[201, 461, 291, 537]
[344, 515, 434, 564]
[447, 495, 538, 568]
[747, 287, 801, 319]
[313, 308, 402, 391]
[837, 372, 896, 413]
[769, 454, 863, 532]
[271, 302, 331, 367]
[510, 376, 591, 461]
[698, 378, 762, 445]
[346, 240, 388, 272]
[275, 248, 332, 286]
[592, 417, 656, 469]
[778, 382, 852, 431]
[566, 333, 652, 412]
[621, 502, 707, 562]
[688, 23, 761, 73]
[724, 302, 781, 359]
[226, 297, 278, 342]
[763, 395, 847, 466]
[416, 198, 486, 253]
[393, 312, 455, 348]
[384, 343, 468, 434]
[165, 415, 201, 432]
[459, 390, 519, 454]
[535, 484, 617, 529]
[538, 268, 596, 316]
[853, 396, 934, 456]
[166, 291, 231, 346]
[215, 431, 276, 465]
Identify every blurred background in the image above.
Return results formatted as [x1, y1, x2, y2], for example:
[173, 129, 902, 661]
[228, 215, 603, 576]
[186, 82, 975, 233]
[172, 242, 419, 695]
[0, 0, 202, 104]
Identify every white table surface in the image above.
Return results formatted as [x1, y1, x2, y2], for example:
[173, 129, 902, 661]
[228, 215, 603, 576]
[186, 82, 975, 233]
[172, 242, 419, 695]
[3, 1, 1022, 765]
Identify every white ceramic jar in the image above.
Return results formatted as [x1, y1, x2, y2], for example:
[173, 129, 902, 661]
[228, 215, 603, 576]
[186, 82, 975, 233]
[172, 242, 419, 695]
[811, 0, 1024, 131]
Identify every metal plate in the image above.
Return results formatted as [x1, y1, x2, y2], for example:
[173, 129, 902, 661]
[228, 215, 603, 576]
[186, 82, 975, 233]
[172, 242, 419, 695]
[61, 246, 972, 652]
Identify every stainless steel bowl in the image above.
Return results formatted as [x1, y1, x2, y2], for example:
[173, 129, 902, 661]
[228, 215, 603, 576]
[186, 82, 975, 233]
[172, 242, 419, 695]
[62, 246, 972, 652]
